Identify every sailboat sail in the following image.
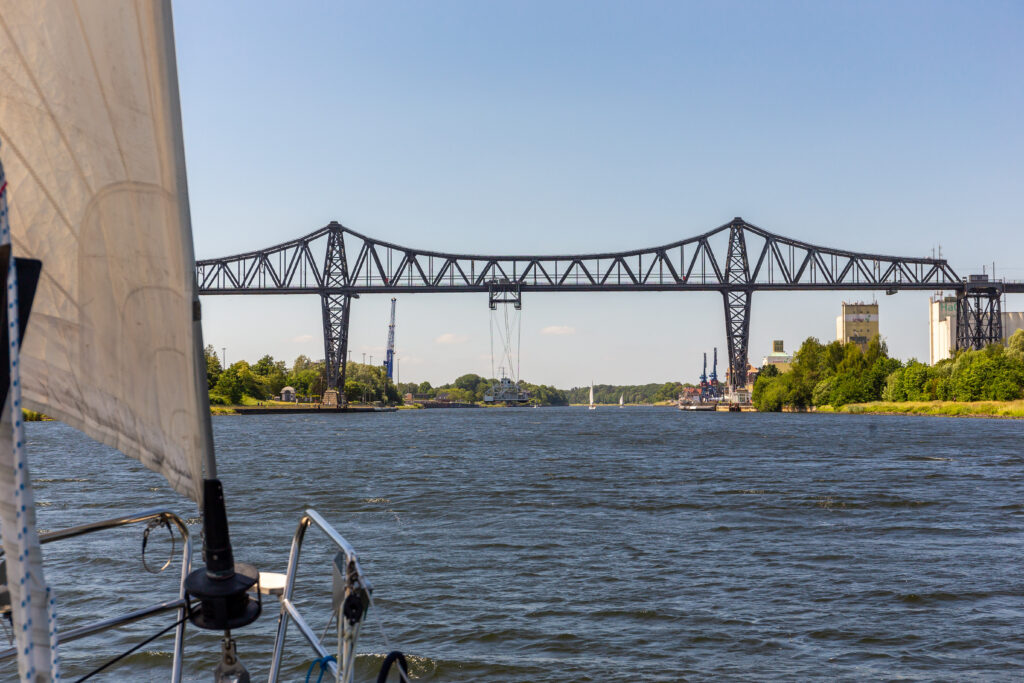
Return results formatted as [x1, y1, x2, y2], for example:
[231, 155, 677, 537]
[589, 384, 595, 407]
[0, 0, 212, 502]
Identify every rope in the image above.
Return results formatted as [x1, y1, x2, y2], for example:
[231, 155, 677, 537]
[73, 613, 187, 682]
[376, 651, 409, 683]
[305, 654, 337, 683]
[1, 141, 61, 680]
[489, 311, 495, 379]
[367, 593, 412, 683]
[141, 517, 176, 574]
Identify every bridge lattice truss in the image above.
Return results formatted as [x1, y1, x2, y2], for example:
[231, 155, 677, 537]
[198, 218, 959, 294]
[197, 218, 990, 400]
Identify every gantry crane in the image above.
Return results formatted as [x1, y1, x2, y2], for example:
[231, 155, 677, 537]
[709, 347, 720, 396]
[384, 297, 396, 380]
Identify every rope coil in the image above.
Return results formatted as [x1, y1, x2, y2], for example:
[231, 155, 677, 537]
[305, 653, 337, 683]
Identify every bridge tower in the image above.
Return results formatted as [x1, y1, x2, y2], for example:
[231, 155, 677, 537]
[723, 219, 752, 391]
[321, 222, 354, 406]
[955, 281, 1003, 350]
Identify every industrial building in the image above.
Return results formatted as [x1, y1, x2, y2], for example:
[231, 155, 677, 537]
[836, 302, 879, 352]
[761, 340, 793, 373]
[929, 295, 1024, 365]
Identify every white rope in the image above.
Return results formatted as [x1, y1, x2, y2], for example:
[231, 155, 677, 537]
[1, 143, 61, 680]
[366, 592, 412, 683]
[489, 311, 495, 379]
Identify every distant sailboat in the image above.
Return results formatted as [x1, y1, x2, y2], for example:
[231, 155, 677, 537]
[589, 383, 597, 410]
[619, 393, 624, 407]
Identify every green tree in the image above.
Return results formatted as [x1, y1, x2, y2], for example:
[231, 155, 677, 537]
[204, 345, 222, 389]
[752, 374, 791, 412]
[653, 382, 684, 402]
[446, 387, 474, 403]
[344, 380, 366, 403]
[252, 354, 287, 396]
[253, 354, 276, 376]
[1007, 329, 1024, 363]
[214, 365, 243, 404]
[902, 361, 931, 401]
[812, 376, 835, 406]
[454, 373, 483, 391]
[882, 367, 907, 402]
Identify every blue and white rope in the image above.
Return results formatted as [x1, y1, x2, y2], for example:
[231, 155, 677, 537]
[1, 143, 61, 680]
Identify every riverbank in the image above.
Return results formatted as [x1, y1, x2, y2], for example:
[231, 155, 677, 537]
[817, 400, 1024, 419]
[210, 403, 400, 415]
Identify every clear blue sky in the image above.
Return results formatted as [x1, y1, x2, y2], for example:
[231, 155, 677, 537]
[175, 0, 1024, 387]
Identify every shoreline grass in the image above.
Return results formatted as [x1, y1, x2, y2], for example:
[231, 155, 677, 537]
[816, 400, 1024, 419]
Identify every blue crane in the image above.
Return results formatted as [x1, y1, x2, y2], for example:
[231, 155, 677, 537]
[710, 347, 719, 394]
[384, 297, 397, 380]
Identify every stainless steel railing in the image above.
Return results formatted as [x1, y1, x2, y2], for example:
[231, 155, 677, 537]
[0, 508, 192, 682]
[267, 509, 370, 683]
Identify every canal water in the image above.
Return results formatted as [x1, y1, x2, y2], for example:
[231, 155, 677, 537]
[21, 409, 1024, 681]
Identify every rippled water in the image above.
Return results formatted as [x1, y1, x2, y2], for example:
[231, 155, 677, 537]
[17, 409, 1024, 681]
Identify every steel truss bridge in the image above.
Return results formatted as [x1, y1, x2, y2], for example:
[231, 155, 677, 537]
[197, 217, 1020, 401]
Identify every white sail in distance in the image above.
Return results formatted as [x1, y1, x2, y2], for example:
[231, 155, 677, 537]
[0, 0, 212, 502]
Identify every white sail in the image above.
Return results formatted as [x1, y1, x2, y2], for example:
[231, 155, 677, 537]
[589, 384, 595, 407]
[0, 0, 211, 502]
[619, 393, 623, 406]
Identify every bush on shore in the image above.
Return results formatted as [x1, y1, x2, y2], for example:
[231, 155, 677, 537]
[752, 330, 1024, 412]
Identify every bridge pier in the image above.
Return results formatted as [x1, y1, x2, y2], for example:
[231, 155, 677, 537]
[321, 223, 352, 405]
[723, 290, 752, 390]
[723, 219, 752, 391]
[955, 286, 1002, 350]
[321, 293, 352, 404]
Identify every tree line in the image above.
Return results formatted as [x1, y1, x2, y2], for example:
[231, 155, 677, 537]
[752, 330, 1024, 411]
[204, 346, 400, 405]
[565, 382, 692, 404]
[394, 375, 695, 405]
[395, 374, 570, 406]
[204, 344, 711, 408]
